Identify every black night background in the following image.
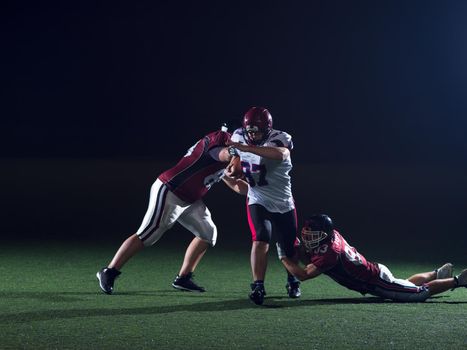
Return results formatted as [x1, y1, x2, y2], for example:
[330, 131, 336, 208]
[2, 1, 467, 259]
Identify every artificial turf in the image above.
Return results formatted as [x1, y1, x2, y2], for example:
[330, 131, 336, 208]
[0, 239, 466, 349]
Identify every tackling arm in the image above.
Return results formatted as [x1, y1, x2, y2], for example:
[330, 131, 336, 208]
[222, 175, 248, 195]
[227, 141, 290, 161]
[280, 257, 322, 281]
[217, 147, 233, 163]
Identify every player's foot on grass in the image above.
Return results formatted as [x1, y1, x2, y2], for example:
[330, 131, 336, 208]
[454, 269, 467, 288]
[435, 263, 453, 279]
[172, 272, 205, 292]
[249, 282, 266, 305]
[286, 280, 301, 298]
[96, 267, 121, 295]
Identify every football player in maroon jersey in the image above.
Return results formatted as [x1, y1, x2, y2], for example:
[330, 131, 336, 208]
[97, 126, 234, 294]
[278, 214, 467, 302]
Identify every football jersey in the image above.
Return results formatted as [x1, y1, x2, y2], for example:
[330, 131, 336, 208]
[158, 130, 230, 203]
[309, 231, 380, 294]
[231, 128, 294, 213]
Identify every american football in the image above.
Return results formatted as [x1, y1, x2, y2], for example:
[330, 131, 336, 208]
[226, 156, 243, 178]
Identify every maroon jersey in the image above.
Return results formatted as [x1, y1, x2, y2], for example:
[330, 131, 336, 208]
[309, 231, 380, 294]
[158, 130, 230, 203]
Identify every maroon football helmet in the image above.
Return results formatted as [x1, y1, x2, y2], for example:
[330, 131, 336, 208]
[242, 107, 273, 145]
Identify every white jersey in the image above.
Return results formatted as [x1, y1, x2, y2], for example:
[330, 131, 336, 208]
[231, 128, 295, 213]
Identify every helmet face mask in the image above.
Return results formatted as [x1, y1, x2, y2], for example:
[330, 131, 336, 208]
[301, 228, 328, 250]
[245, 127, 265, 145]
[301, 214, 334, 251]
[242, 107, 273, 145]
[245, 125, 259, 133]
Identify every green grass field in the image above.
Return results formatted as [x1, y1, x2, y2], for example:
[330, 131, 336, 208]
[0, 239, 466, 350]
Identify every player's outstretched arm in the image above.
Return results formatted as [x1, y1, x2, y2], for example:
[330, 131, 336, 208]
[227, 140, 290, 161]
[217, 147, 233, 163]
[222, 175, 248, 195]
[280, 256, 322, 281]
[280, 257, 307, 281]
[276, 243, 322, 281]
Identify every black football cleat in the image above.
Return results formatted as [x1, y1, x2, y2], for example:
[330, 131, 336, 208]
[96, 267, 121, 295]
[172, 272, 206, 292]
[286, 280, 301, 298]
[249, 282, 266, 305]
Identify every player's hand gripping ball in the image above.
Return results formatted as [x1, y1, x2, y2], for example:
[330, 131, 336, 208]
[226, 156, 243, 178]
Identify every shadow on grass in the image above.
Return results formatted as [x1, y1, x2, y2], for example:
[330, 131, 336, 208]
[0, 291, 465, 324]
[0, 289, 233, 302]
[0, 291, 88, 303]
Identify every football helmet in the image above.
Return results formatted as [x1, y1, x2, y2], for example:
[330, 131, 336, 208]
[242, 107, 273, 145]
[301, 214, 334, 250]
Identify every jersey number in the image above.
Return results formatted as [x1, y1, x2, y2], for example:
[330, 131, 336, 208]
[314, 244, 328, 255]
[344, 245, 363, 266]
[241, 162, 268, 187]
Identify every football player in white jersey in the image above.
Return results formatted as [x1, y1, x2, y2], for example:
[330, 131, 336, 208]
[223, 107, 301, 305]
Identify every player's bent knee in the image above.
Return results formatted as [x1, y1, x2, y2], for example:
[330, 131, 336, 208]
[196, 227, 217, 247]
[139, 234, 160, 247]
